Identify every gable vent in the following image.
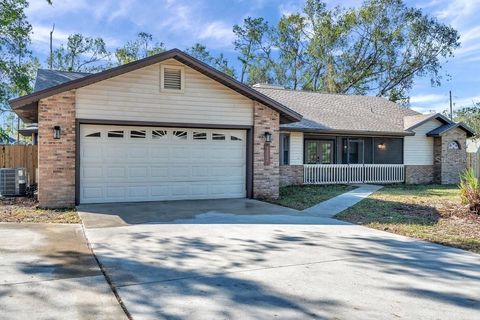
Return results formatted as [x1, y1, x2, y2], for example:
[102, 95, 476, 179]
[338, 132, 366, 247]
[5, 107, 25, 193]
[163, 68, 182, 90]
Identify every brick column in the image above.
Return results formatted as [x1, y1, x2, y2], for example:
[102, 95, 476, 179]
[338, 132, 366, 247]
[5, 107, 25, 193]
[436, 128, 467, 184]
[253, 102, 280, 199]
[38, 90, 76, 208]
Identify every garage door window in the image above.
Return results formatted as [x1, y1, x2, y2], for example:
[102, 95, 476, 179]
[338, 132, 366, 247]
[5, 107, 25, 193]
[193, 132, 207, 140]
[130, 130, 146, 139]
[231, 135, 242, 141]
[173, 131, 187, 140]
[212, 133, 226, 141]
[108, 130, 124, 138]
[152, 130, 167, 139]
[85, 132, 101, 138]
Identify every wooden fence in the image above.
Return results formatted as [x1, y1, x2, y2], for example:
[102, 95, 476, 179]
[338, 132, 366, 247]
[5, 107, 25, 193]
[0, 145, 38, 185]
[467, 152, 480, 178]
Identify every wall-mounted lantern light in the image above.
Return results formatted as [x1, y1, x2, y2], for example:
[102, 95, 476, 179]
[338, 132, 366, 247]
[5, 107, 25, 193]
[264, 131, 272, 143]
[53, 125, 61, 139]
[377, 143, 386, 150]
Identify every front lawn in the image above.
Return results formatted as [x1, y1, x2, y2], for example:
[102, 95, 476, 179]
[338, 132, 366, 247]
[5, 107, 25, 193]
[0, 197, 80, 223]
[272, 184, 355, 210]
[336, 184, 480, 254]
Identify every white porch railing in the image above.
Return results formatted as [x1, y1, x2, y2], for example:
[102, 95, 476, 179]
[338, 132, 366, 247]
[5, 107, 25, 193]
[304, 164, 405, 184]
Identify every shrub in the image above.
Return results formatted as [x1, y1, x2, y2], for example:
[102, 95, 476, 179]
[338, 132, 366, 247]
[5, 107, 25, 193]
[459, 168, 480, 214]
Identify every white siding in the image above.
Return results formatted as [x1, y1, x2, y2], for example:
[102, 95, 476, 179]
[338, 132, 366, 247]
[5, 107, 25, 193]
[76, 59, 254, 125]
[404, 119, 441, 165]
[289, 132, 304, 165]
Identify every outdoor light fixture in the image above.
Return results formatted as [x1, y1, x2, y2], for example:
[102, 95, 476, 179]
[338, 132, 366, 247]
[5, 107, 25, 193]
[377, 143, 386, 150]
[264, 131, 272, 143]
[53, 126, 61, 139]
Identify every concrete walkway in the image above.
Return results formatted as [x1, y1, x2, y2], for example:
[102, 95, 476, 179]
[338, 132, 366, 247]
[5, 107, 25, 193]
[303, 184, 383, 217]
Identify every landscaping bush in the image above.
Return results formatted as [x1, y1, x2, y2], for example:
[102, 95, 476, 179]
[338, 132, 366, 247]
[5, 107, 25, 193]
[459, 168, 480, 214]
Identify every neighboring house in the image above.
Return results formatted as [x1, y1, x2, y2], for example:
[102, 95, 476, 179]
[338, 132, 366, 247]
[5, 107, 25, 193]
[18, 123, 38, 145]
[0, 136, 16, 145]
[9, 49, 474, 208]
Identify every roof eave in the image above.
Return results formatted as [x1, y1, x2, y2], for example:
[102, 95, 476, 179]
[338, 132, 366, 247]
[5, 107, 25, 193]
[281, 127, 414, 137]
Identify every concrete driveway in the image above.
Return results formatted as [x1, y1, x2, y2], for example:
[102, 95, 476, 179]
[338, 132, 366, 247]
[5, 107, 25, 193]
[0, 223, 126, 320]
[79, 199, 480, 320]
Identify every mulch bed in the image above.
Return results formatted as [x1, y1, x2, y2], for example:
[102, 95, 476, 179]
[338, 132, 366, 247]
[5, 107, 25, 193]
[0, 197, 80, 223]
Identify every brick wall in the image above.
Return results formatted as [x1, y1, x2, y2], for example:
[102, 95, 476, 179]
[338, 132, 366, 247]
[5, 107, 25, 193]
[38, 90, 76, 208]
[437, 128, 467, 184]
[433, 137, 442, 183]
[279, 165, 304, 187]
[253, 102, 280, 199]
[405, 165, 434, 184]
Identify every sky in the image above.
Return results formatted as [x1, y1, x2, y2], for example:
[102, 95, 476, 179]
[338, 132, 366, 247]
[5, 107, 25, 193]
[24, 0, 480, 114]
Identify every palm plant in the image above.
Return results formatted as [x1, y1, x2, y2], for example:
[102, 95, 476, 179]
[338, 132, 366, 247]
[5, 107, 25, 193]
[459, 168, 480, 214]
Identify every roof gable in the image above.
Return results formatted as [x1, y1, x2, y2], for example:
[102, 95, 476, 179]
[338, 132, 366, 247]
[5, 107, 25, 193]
[404, 113, 451, 131]
[427, 122, 475, 137]
[10, 49, 301, 123]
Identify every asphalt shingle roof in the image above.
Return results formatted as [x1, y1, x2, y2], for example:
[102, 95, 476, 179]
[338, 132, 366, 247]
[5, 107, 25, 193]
[254, 87, 420, 134]
[33, 70, 428, 135]
[34, 69, 92, 92]
[426, 123, 458, 136]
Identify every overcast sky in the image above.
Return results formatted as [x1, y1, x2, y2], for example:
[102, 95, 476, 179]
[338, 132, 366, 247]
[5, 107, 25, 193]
[25, 0, 480, 114]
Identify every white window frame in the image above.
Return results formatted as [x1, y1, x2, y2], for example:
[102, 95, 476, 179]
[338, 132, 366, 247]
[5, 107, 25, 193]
[160, 64, 185, 93]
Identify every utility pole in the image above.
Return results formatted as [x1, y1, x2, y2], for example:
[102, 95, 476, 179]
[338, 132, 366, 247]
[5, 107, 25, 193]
[49, 24, 55, 69]
[449, 90, 453, 120]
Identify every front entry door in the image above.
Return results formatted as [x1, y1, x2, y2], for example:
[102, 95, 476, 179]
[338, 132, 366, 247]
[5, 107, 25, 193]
[348, 140, 364, 164]
[305, 140, 334, 164]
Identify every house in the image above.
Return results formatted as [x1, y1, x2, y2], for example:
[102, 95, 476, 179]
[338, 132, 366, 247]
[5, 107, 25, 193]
[18, 124, 39, 145]
[9, 49, 474, 208]
[0, 136, 16, 145]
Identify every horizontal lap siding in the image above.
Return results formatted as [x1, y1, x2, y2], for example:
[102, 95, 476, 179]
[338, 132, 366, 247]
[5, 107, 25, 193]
[289, 132, 304, 165]
[404, 119, 441, 165]
[76, 59, 254, 125]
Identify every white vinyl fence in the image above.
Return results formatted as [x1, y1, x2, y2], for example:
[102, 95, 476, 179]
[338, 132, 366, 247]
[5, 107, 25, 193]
[304, 164, 405, 184]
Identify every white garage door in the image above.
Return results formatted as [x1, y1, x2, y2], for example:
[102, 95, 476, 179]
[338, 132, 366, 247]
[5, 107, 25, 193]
[80, 125, 246, 203]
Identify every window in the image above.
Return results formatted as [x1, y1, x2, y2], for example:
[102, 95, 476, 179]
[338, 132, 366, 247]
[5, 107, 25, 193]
[108, 130, 124, 138]
[280, 134, 290, 165]
[448, 140, 461, 150]
[161, 65, 184, 92]
[193, 132, 207, 140]
[85, 132, 101, 137]
[173, 131, 187, 140]
[130, 130, 146, 139]
[152, 130, 168, 139]
[212, 133, 226, 141]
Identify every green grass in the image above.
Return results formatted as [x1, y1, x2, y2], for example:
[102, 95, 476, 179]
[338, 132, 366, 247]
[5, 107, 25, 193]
[336, 184, 480, 254]
[272, 184, 355, 210]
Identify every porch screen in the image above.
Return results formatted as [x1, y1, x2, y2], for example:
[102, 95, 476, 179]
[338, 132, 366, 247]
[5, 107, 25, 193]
[373, 138, 403, 164]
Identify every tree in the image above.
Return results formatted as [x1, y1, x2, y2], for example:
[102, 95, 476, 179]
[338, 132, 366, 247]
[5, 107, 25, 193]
[233, 0, 460, 102]
[115, 32, 165, 65]
[454, 103, 480, 139]
[233, 17, 273, 84]
[186, 43, 236, 77]
[273, 14, 307, 89]
[0, 0, 38, 114]
[48, 33, 110, 72]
